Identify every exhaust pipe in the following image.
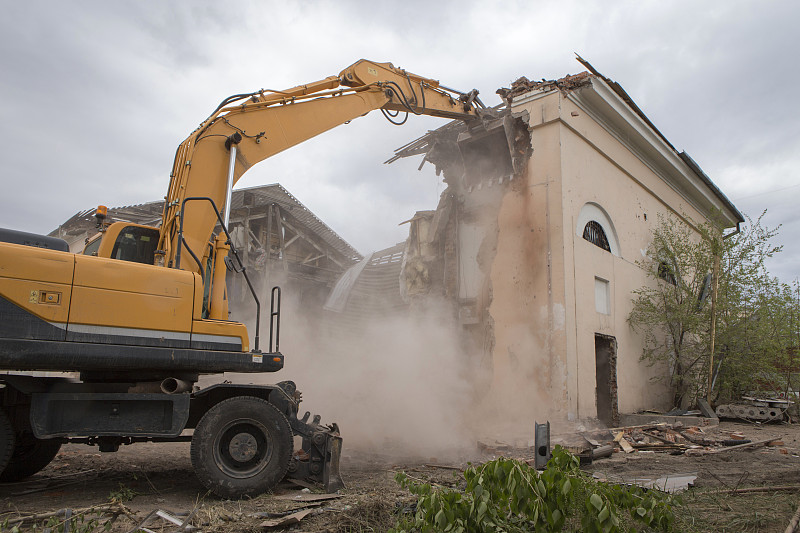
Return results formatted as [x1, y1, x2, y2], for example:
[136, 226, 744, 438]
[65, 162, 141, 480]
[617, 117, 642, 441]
[160, 377, 194, 394]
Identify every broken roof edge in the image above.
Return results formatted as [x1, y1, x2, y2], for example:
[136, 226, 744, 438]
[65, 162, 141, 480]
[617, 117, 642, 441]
[387, 60, 742, 227]
[505, 57, 742, 227]
[574, 55, 677, 154]
[678, 152, 744, 225]
[233, 183, 362, 261]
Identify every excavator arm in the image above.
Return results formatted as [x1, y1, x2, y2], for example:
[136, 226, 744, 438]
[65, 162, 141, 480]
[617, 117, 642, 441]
[158, 60, 485, 319]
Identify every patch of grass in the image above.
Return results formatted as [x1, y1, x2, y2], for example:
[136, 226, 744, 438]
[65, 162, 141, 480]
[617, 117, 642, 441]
[675, 488, 798, 532]
[335, 499, 399, 533]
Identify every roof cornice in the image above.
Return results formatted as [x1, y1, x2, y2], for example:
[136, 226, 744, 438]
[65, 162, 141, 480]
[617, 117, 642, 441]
[562, 77, 743, 226]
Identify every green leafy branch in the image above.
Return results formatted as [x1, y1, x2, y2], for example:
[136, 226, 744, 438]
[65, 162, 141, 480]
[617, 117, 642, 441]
[391, 446, 677, 532]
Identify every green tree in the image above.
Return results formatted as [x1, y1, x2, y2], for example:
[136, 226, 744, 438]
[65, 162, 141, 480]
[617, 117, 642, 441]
[710, 212, 792, 402]
[628, 212, 793, 408]
[714, 273, 799, 402]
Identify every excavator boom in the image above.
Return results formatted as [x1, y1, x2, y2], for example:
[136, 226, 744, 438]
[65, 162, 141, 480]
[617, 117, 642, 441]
[159, 60, 485, 321]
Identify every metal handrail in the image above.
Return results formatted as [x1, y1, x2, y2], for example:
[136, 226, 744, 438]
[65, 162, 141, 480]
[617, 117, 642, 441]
[270, 287, 281, 353]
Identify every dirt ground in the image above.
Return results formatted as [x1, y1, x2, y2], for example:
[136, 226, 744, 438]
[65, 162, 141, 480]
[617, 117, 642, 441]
[1, 420, 799, 532]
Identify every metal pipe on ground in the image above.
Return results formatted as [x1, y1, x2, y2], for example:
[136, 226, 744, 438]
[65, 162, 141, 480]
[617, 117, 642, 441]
[591, 444, 614, 460]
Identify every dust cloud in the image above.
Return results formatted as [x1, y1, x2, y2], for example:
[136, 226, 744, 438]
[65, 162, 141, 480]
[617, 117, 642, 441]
[215, 116, 578, 455]
[274, 297, 480, 458]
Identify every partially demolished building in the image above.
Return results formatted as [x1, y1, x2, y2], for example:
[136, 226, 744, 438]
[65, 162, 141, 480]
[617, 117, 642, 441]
[389, 60, 743, 425]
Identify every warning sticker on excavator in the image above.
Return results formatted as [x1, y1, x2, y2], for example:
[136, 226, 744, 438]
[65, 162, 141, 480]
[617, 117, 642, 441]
[252, 353, 263, 363]
[367, 67, 378, 76]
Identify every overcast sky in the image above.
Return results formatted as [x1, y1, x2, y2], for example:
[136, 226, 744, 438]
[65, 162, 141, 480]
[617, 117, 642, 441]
[1, 1, 798, 281]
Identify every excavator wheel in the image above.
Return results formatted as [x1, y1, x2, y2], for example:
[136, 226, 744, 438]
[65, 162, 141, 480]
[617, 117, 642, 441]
[0, 410, 15, 477]
[0, 432, 61, 482]
[191, 396, 292, 499]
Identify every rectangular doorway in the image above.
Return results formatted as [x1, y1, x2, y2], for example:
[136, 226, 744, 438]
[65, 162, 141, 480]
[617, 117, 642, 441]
[595, 334, 618, 426]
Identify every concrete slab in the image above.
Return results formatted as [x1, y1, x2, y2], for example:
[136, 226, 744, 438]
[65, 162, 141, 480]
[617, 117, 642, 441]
[697, 398, 719, 420]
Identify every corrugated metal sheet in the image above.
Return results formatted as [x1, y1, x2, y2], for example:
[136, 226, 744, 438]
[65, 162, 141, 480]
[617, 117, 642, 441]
[230, 184, 361, 262]
[322, 243, 408, 335]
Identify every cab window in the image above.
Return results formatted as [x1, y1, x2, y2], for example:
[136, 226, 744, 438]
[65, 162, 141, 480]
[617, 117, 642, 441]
[83, 235, 102, 256]
[110, 226, 159, 264]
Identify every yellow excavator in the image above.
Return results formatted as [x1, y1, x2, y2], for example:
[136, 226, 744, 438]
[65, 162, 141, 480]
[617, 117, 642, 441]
[0, 60, 504, 497]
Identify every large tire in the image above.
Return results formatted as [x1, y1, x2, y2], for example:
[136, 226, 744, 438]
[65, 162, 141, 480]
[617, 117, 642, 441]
[191, 396, 292, 499]
[0, 432, 61, 482]
[0, 411, 15, 477]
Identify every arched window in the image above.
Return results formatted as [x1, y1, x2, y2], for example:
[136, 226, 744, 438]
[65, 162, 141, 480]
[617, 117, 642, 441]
[576, 203, 620, 256]
[583, 221, 611, 252]
[657, 261, 677, 286]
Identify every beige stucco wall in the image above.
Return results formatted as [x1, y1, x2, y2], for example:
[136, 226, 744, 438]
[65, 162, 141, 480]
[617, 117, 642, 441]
[484, 87, 717, 424]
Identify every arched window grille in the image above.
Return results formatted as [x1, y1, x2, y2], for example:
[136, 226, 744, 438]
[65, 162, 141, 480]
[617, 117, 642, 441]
[658, 260, 678, 286]
[583, 221, 611, 252]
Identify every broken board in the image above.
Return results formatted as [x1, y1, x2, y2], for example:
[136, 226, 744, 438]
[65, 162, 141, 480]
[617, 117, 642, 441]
[614, 431, 635, 453]
[275, 492, 342, 503]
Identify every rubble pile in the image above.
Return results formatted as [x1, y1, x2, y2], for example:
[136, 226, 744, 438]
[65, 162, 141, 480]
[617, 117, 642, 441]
[578, 422, 789, 461]
[496, 72, 592, 104]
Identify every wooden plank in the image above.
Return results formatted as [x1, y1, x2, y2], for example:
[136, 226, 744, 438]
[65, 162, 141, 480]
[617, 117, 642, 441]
[424, 464, 463, 471]
[273, 205, 288, 273]
[286, 477, 318, 490]
[614, 431, 635, 453]
[281, 218, 344, 268]
[260, 508, 315, 528]
[608, 423, 666, 433]
[275, 492, 342, 502]
[716, 484, 800, 495]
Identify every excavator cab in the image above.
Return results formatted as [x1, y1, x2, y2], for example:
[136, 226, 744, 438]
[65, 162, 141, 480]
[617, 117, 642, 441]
[82, 221, 160, 265]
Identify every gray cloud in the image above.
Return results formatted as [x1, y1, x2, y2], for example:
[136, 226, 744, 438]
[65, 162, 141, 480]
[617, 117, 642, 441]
[1, 0, 798, 280]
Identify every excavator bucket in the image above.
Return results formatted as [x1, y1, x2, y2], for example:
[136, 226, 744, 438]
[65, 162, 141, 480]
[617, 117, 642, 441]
[289, 417, 345, 492]
[456, 113, 531, 187]
[388, 109, 531, 188]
